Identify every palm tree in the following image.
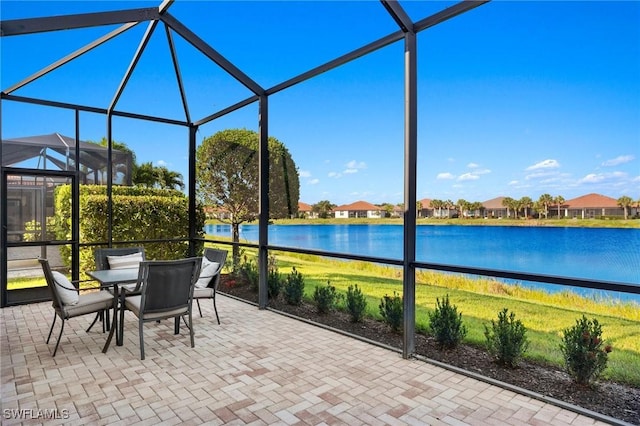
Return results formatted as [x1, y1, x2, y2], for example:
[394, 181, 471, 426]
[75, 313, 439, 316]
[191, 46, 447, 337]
[519, 196, 533, 219]
[471, 201, 484, 218]
[445, 200, 454, 219]
[502, 197, 515, 218]
[617, 195, 633, 220]
[133, 162, 157, 187]
[156, 166, 184, 190]
[430, 199, 443, 218]
[554, 195, 565, 219]
[456, 199, 468, 218]
[312, 200, 335, 219]
[538, 193, 553, 219]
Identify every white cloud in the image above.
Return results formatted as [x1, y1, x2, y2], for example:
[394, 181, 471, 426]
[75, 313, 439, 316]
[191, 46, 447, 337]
[508, 180, 519, 186]
[467, 162, 479, 169]
[343, 168, 358, 174]
[299, 170, 311, 178]
[328, 171, 341, 178]
[156, 160, 168, 167]
[437, 172, 455, 180]
[633, 176, 640, 182]
[540, 177, 562, 184]
[525, 171, 558, 180]
[346, 160, 366, 170]
[579, 173, 604, 183]
[308, 179, 319, 185]
[578, 171, 628, 184]
[458, 173, 479, 181]
[602, 155, 635, 167]
[474, 168, 492, 175]
[526, 159, 560, 171]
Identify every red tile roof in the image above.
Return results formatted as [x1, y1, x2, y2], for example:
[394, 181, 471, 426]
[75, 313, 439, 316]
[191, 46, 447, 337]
[298, 202, 313, 212]
[418, 198, 432, 208]
[334, 200, 379, 211]
[566, 193, 619, 208]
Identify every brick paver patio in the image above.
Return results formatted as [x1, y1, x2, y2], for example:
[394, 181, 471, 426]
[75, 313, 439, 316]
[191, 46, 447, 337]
[1, 295, 610, 425]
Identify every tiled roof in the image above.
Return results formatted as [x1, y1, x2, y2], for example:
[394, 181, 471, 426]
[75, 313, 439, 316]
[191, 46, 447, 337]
[418, 198, 432, 208]
[334, 200, 380, 211]
[566, 193, 619, 208]
[482, 196, 506, 209]
[298, 202, 313, 212]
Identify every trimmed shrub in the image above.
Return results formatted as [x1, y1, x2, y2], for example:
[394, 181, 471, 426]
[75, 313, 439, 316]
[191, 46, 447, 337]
[484, 308, 529, 367]
[313, 281, 339, 314]
[379, 291, 403, 332]
[560, 315, 612, 385]
[237, 256, 259, 292]
[54, 184, 205, 274]
[428, 294, 467, 349]
[22, 218, 57, 241]
[283, 267, 305, 306]
[345, 284, 367, 323]
[267, 256, 282, 299]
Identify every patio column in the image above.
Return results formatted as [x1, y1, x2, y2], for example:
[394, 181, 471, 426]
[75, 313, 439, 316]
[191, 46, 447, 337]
[403, 29, 417, 359]
[188, 124, 197, 256]
[258, 94, 269, 309]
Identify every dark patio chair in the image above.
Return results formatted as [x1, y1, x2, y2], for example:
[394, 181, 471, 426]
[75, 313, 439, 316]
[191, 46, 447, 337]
[94, 246, 146, 272]
[113, 257, 201, 360]
[39, 258, 116, 357]
[93, 246, 146, 326]
[193, 248, 228, 324]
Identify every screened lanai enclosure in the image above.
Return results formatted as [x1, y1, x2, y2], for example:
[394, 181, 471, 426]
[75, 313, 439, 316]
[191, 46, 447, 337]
[1, 0, 638, 358]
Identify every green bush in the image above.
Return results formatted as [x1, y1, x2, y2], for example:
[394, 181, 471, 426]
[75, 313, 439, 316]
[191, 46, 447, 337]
[22, 218, 57, 241]
[428, 294, 467, 349]
[345, 284, 367, 323]
[560, 315, 612, 385]
[54, 184, 205, 273]
[313, 281, 339, 314]
[283, 267, 305, 306]
[267, 257, 283, 300]
[484, 308, 529, 367]
[237, 256, 259, 292]
[379, 291, 403, 332]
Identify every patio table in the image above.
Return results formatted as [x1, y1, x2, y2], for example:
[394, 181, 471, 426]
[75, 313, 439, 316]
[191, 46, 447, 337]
[87, 268, 139, 348]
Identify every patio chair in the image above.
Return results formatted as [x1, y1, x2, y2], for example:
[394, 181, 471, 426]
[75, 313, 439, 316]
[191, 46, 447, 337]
[93, 246, 146, 325]
[39, 258, 116, 357]
[115, 257, 201, 360]
[94, 246, 146, 272]
[193, 248, 228, 324]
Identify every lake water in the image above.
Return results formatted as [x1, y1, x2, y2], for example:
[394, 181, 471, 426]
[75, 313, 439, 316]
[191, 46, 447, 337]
[204, 224, 640, 303]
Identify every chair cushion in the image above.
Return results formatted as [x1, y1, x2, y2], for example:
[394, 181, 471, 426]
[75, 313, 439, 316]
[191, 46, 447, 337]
[63, 290, 113, 318]
[107, 252, 143, 270]
[51, 271, 79, 305]
[124, 295, 188, 320]
[193, 287, 214, 298]
[194, 257, 220, 289]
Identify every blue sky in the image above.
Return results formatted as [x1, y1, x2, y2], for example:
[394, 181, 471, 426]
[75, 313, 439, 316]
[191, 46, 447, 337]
[1, 1, 639, 206]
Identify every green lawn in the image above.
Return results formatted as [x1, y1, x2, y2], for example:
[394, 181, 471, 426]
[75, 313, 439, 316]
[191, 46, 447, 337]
[236, 247, 640, 386]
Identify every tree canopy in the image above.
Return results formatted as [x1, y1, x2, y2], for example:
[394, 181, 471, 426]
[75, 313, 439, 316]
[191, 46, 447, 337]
[196, 128, 299, 220]
[196, 128, 300, 266]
